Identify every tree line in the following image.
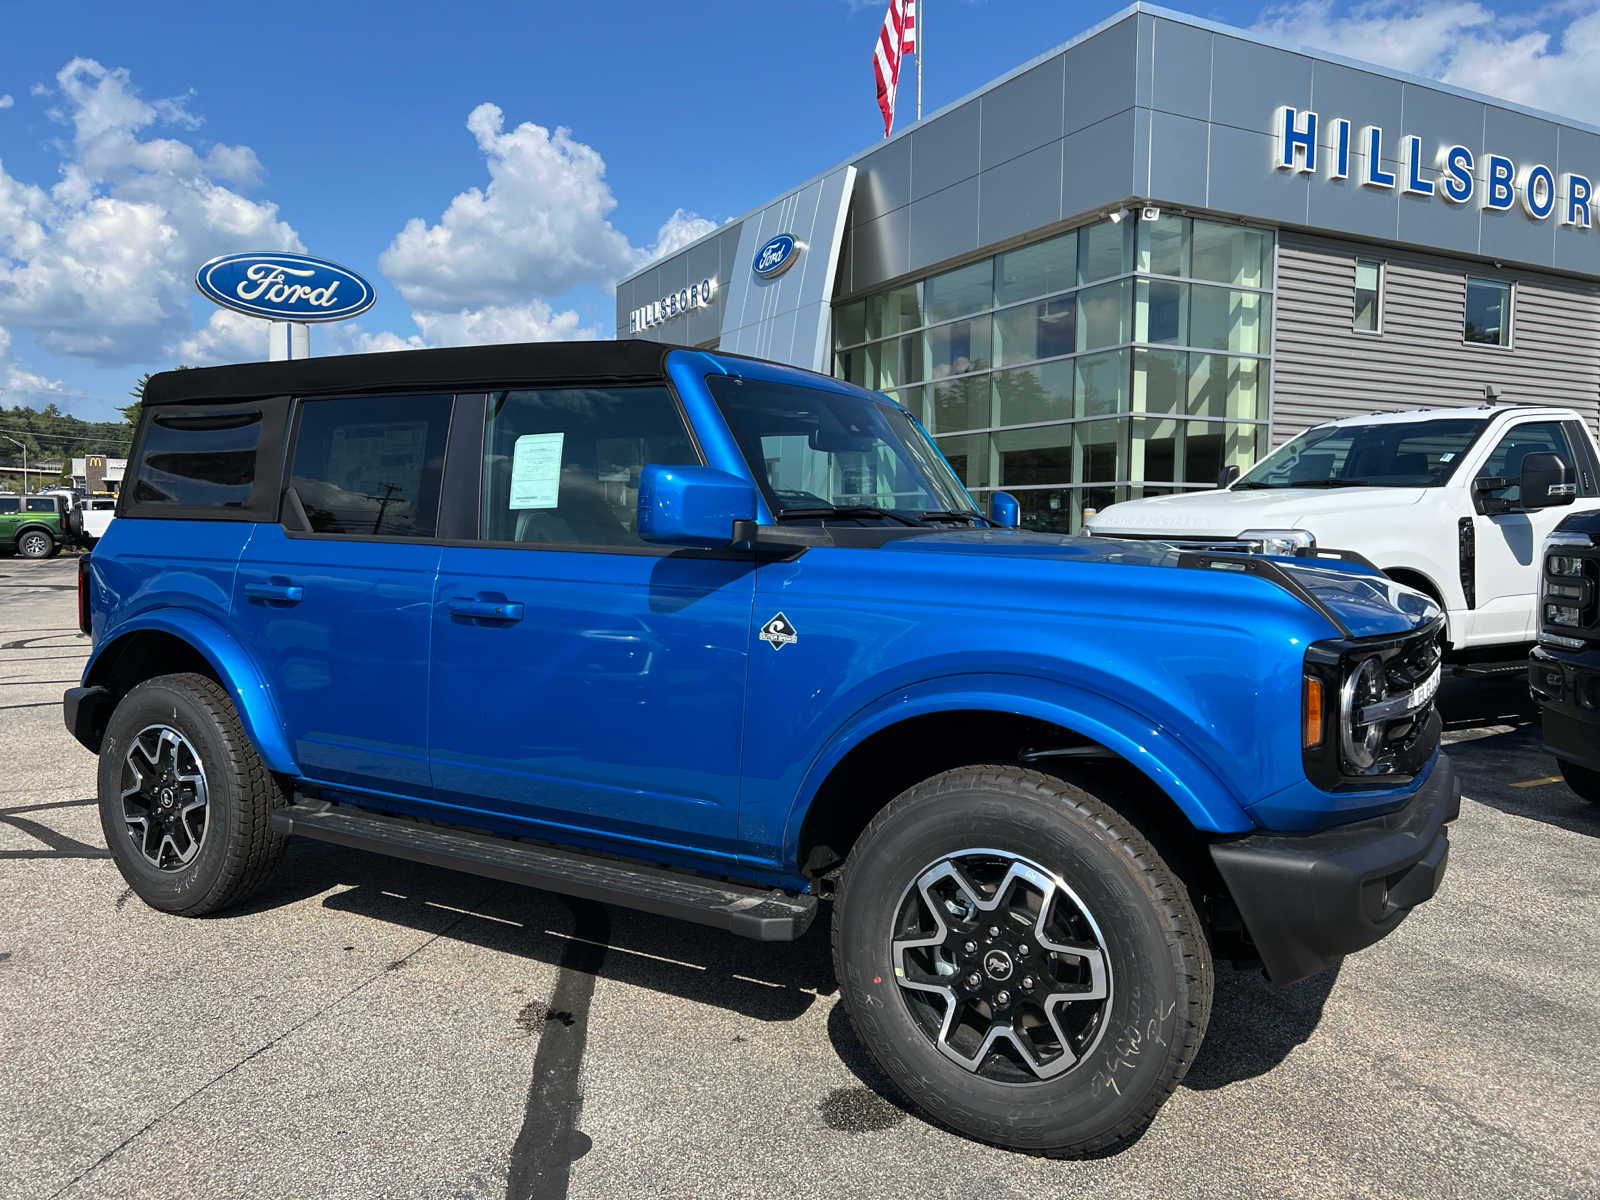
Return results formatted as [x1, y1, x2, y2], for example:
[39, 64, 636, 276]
[0, 372, 172, 488]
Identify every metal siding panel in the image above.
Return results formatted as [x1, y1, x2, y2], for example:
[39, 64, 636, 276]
[1063, 19, 1138, 136]
[1062, 111, 1137, 220]
[1207, 124, 1310, 225]
[1149, 17, 1211, 118]
[1310, 61, 1403, 146]
[851, 138, 911, 226]
[980, 56, 1065, 172]
[1305, 174, 1397, 241]
[1209, 36, 1312, 133]
[910, 99, 981, 202]
[851, 205, 910, 292]
[1134, 12, 1155, 109]
[1132, 106, 1151, 198]
[1270, 230, 1600, 447]
[978, 140, 1063, 246]
[1396, 185, 1479, 256]
[907, 176, 981, 275]
[1148, 110, 1209, 208]
[1399, 85, 1483, 164]
[1484, 106, 1560, 173]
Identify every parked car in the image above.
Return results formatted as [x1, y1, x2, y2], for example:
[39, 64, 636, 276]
[77, 495, 117, 544]
[0, 493, 67, 558]
[65, 342, 1456, 1156]
[1529, 512, 1600, 804]
[1085, 404, 1594, 655]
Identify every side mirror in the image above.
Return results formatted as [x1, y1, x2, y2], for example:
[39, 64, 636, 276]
[1217, 464, 1241, 489]
[637, 465, 757, 547]
[989, 490, 1020, 529]
[1518, 451, 1577, 510]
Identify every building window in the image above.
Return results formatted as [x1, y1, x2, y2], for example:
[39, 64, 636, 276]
[831, 212, 1274, 531]
[1464, 277, 1512, 346]
[1353, 259, 1382, 333]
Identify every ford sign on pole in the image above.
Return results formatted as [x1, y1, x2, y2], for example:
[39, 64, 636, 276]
[752, 234, 801, 279]
[195, 252, 378, 361]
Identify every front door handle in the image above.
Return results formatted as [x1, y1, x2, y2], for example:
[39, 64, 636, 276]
[244, 582, 303, 603]
[448, 598, 525, 622]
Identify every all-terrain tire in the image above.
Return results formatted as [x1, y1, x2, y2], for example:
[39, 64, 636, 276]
[1558, 758, 1600, 805]
[832, 765, 1212, 1156]
[16, 529, 56, 559]
[98, 673, 288, 915]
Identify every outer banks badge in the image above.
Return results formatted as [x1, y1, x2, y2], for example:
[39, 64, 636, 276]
[759, 612, 798, 650]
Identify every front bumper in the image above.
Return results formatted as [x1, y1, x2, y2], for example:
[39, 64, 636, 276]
[1209, 755, 1459, 985]
[1529, 645, 1600, 772]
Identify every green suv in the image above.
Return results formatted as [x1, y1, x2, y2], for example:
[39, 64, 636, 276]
[0, 494, 67, 558]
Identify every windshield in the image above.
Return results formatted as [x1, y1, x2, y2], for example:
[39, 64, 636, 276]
[1235, 417, 1487, 489]
[707, 375, 980, 521]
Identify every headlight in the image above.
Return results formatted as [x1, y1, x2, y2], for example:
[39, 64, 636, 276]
[1239, 528, 1314, 556]
[1339, 656, 1387, 771]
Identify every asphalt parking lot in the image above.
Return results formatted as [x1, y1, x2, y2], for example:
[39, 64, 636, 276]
[1, 554, 1597, 1200]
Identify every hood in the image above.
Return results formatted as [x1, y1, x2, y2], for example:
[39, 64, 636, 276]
[880, 529, 1437, 639]
[1083, 486, 1427, 537]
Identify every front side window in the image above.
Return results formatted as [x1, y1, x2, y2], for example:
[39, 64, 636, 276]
[709, 376, 976, 521]
[288, 394, 452, 537]
[131, 410, 262, 507]
[1464, 277, 1511, 346]
[1354, 260, 1382, 333]
[1237, 418, 1488, 489]
[1475, 420, 1578, 504]
[480, 386, 697, 547]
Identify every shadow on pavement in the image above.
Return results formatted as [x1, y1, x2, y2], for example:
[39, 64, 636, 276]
[1447, 725, 1600, 838]
[237, 837, 837, 1022]
[1183, 964, 1339, 1089]
[1437, 675, 1536, 734]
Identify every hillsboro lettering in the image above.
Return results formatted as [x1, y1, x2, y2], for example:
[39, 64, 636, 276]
[630, 277, 716, 333]
[1272, 106, 1592, 228]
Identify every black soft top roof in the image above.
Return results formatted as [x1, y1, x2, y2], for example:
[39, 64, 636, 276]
[142, 339, 692, 407]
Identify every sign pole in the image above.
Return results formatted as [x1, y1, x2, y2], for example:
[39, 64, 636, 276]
[268, 321, 310, 361]
[916, 1, 922, 120]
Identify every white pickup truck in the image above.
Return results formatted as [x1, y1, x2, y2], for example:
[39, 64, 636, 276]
[1085, 404, 1598, 653]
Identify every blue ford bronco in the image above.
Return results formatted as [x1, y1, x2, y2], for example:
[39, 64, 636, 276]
[65, 341, 1456, 1155]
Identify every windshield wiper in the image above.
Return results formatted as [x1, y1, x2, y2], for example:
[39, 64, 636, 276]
[1231, 481, 1280, 489]
[776, 504, 923, 526]
[916, 509, 986, 525]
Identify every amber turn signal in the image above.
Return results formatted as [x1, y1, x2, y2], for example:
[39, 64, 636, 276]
[1303, 676, 1325, 749]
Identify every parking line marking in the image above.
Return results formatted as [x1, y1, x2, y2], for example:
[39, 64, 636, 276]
[1510, 775, 1563, 788]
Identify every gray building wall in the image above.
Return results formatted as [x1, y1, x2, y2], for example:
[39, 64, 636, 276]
[617, 223, 744, 350]
[1272, 231, 1600, 443]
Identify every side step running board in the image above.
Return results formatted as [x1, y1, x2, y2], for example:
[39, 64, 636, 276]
[270, 799, 816, 942]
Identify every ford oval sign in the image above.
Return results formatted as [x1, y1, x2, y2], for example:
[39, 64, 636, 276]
[753, 234, 801, 279]
[195, 252, 377, 323]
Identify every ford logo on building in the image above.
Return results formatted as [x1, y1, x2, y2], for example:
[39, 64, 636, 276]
[195, 252, 378, 323]
[752, 234, 801, 279]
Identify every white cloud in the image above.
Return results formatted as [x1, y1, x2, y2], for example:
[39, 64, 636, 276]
[0, 57, 300, 366]
[175, 308, 271, 365]
[0, 324, 81, 403]
[0, 95, 13, 110]
[378, 102, 716, 341]
[1254, 2, 1600, 120]
[322, 323, 427, 355]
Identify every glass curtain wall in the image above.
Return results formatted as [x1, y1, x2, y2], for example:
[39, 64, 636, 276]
[832, 214, 1273, 531]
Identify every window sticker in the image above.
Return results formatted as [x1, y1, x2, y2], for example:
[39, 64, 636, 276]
[510, 432, 565, 509]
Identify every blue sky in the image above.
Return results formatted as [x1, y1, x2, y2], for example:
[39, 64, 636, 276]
[0, 0, 1588, 421]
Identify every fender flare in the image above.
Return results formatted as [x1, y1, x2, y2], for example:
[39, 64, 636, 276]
[781, 672, 1257, 865]
[86, 609, 298, 775]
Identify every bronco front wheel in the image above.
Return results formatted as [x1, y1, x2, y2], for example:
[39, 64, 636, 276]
[832, 765, 1212, 1156]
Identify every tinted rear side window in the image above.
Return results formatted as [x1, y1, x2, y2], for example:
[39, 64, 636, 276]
[132, 411, 263, 507]
[25, 498, 58, 513]
[0, 498, 18, 514]
[289, 393, 453, 537]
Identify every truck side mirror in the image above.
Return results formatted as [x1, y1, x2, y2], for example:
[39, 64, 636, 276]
[1217, 464, 1241, 489]
[1518, 452, 1577, 510]
[989, 491, 1020, 528]
[637, 465, 757, 547]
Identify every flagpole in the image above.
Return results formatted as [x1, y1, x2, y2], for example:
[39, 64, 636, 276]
[916, 0, 923, 120]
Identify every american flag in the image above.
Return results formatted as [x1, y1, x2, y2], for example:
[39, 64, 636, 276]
[874, 0, 917, 138]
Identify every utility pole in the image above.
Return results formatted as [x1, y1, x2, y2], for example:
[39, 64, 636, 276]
[2, 435, 25, 495]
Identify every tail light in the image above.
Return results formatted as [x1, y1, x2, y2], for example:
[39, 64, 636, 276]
[77, 554, 92, 636]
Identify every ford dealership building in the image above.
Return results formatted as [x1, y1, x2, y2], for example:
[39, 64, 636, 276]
[616, 3, 1600, 531]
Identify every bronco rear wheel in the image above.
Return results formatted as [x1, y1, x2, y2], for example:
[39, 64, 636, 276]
[98, 673, 288, 914]
[16, 529, 56, 559]
[832, 765, 1211, 1156]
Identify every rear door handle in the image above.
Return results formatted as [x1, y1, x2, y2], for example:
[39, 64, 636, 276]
[244, 582, 303, 603]
[448, 598, 525, 622]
